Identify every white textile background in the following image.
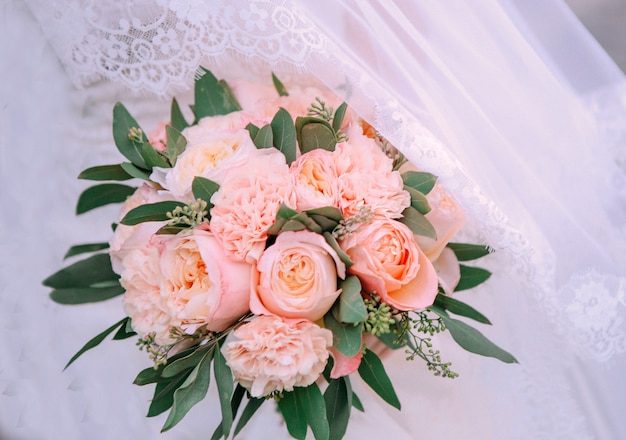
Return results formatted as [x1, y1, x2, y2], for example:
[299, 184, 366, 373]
[1, 0, 625, 439]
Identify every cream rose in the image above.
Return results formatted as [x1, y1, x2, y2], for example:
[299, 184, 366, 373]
[159, 227, 252, 333]
[223, 316, 332, 397]
[251, 230, 346, 321]
[414, 185, 466, 261]
[150, 127, 256, 198]
[340, 218, 438, 311]
[290, 149, 339, 211]
[209, 148, 296, 263]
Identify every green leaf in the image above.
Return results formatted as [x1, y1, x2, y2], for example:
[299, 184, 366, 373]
[120, 201, 186, 225]
[113, 317, 136, 340]
[296, 384, 329, 440]
[162, 344, 213, 378]
[335, 276, 367, 323]
[401, 171, 437, 195]
[120, 162, 151, 180]
[332, 102, 348, 133]
[64, 242, 109, 259]
[134, 348, 197, 386]
[323, 232, 353, 269]
[218, 79, 243, 112]
[141, 141, 171, 169]
[253, 124, 274, 149]
[455, 265, 492, 291]
[278, 391, 307, 440]
[43, 253, 118, 289]
[297, 119, 337, 153]
[398, 207, 437, 239]
[214, 344, 234, 438]
[358, 349, 401, 410]
[433, 294, 491, 324]
[162, 348, 215, 431]
[308, 214, 340, 233]
[351, 392, 364, 412]
[324, 377, 351, 440]
[171, 97, 189, 132]
[165, 125, 187, 166]
[271, 108, 297, 165]
[78, 164, 133, 181]
[191, 176, 219, 209]
[404, 186, 431, 214]
[194, 69, 241, 120]
[234, 396, 265, 437]
[447, 243, 492, 261]
[76, 183, 136, 215]
[50, 284, 124, 304]
[277, 204, 299, 219]
[431, 307, 518, 364]
[113, 102, 148, 169]
[148, 372, 191, 417]
[324, 312, 362, 357]
[245, 122, 260, 140]
[212, 385, 246, 440]
[306, 206, 343, 222]
[272, 72, 289, 96]
[64, 318, 127, 369]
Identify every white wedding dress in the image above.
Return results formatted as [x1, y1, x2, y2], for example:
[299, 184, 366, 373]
[1, 0, 625, 439]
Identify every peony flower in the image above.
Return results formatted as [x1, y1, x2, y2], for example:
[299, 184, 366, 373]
[414, 184, 466, 261]
[209, 148, 296, 263]
[150, 127, 256, 198]
[290, 149, 339, 211]
[159, 227, 252, 333]
[340, 218, 438, 311]
[334, 127, 410, 219]
[223, 316, 332, 397]
[251, 230, 346, 321]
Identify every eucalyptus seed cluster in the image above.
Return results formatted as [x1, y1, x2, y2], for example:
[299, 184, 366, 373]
[167, 199, 209, 228]
[127, 126, 144, 143]
[307, 97, 334, 121]
[363, 294, 396, 336]
[332, 206, 374, 241]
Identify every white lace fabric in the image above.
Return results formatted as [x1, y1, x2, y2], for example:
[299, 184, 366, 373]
[9, 0, 626, 438]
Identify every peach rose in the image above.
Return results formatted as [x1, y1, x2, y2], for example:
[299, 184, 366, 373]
[151, 128, 256, 198]
[209, 148, 296, 263]
[290, 149, 339, 211]
[251, 230, 346, 321]
[340, 218, 438, 311]
[159, 227, 252, 333]
[414, 185, 466, 261]
[334, 128, 410, 218]
[223, 316, 332, 397]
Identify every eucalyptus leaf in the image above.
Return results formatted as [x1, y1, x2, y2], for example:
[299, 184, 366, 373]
[398, 207, 437, 239]
[305, 206, 343, 222]
[50, 284, 124, 305]
[113, 102, 148, 169]
[308, 214, 339, 232]
[277, 204, 299, 219]
[335, 276, 367, 324]
[296, 384, 329, 440]
[64, 318, 127, 369]
[271, 108, 297, 165]
[113, 317, 137, 340]
[299, 121, 336, 153]
[253, 124, 274, 149]
[161, 348, 215, 431]
[77, 164, 132, 181]
[281, 219, 307, 232]
[324, 312, 362, 357]
[447, 243, 492, 261]
[401, 171, 437, 195]
[121, 201, 186, 226]
[141, 141, 171, 169]
[148, 372, 190, 417]
[278, 391, 307, 440]
[134, 347, 197, 386]
[272, 72, 289, 96]
[324, 377, 352, 440]
[433, 294, 491, 324]
[218, 79, 243, 112]
[64, 242, 109, 259]
[211, 385, 246, 440]
[191, 176, 219, 209]
[431, 307, 518, 364]
[352, 392, 364, 412]
[214, 344, 234, 437]
[234, 396, 265, 437]
[120, 162, 151, 180]
[455, 265, 492, 291]
[332, 102, 348, 133]
[323, 232, 353, 269]
[76, 183, 136, 215]
[170, 97, 189, 132]
[165, 125, 187, 166]
[245, 122, 260, 140]
[358, 349, 401, 410]
[43, 253, 118, 289]
[404, 186, 431, 214]
[162, 344, 213, 378]
[194, 68, 240, 119]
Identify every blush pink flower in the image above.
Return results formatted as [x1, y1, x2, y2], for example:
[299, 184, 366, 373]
[340, 218, 438, 311]
[147, 121, 168, 152]
[209, 148, 296, 263]
[251, 230, 346, 321]
[290, 149, 339, 211]
[432, 247, 461, 295]
[223, 316, 332, 397]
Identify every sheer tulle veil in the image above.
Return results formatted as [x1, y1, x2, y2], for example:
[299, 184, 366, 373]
[2, 0, 625, 438]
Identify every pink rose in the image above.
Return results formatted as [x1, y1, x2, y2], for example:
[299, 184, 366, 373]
[340, 218, 438, 311]
[223, 316, 332, 397]
[209, 148, 296, 262]
[414, 185, 466, 261]
[290, 149, 339, 211]
[251, 230, 346, 321]
[147, 121, 168, 152]
[159, 227, 252, 333]
[432, 247, 461, 295]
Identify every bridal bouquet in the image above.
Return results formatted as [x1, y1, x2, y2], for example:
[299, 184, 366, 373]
[44, 69, 516, 440]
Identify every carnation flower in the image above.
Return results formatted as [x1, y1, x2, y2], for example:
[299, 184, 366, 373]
[224, 316, 332, 397]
